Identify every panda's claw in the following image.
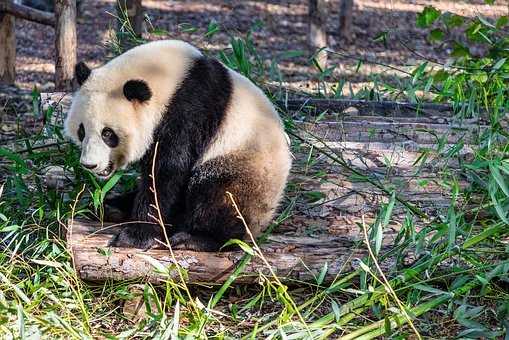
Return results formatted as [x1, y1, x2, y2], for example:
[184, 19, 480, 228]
[109, 224, 162, 249]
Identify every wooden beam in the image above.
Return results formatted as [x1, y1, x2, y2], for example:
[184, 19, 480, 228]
[0, 10, 15, 85]
[54, 0, 76, 91]
[0, 1, 55, 26]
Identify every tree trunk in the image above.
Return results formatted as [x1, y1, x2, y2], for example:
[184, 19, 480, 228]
[338, 0, 354, 40]
[308, 0, 327, 70]
[54, 0, 77, 91]
[116, 0, 144, 50]
[0, 9, 15, 85]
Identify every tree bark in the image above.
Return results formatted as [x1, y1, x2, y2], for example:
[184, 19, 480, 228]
[54, 0, 77, 91]
[308, 0, 327, 70]
[338, 0, 354, 40]
[0, 9, 15, 85]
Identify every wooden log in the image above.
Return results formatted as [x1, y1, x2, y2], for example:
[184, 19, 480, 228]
[0, 1, 55, 26]
[0, 7, 15, 85]
[308, 0, 328, 70]
[297, 118, 486, 145]
[338, 0, 354, 40]
[54, 0, 77, 91]
[67, 219, 395, 284]
[280, 98, 459, 117]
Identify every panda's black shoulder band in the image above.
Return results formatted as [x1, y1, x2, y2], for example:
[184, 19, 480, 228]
[75, 62, 91, 86]
[123, 80, 152, 103]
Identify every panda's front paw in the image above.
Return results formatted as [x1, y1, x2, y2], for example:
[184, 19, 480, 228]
[109, 224, 163, 250]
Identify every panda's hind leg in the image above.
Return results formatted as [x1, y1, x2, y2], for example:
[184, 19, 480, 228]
[172, 154, 268, 252]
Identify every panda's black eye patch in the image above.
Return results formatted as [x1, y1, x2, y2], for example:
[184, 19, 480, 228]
[78, 123, 85, 142]
[101, 127, 119, 148]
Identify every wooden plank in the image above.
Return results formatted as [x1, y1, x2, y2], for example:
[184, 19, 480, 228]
[0, 1, 55, 26]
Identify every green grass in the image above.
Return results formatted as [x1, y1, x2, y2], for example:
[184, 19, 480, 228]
[1, 7, 509, 339]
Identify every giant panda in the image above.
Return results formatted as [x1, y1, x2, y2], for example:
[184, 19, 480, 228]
[64, 40, 292, 252]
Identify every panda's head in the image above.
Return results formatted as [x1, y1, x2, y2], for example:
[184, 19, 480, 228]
[64, 62, 155, 179]
[65, 40, 202, 179]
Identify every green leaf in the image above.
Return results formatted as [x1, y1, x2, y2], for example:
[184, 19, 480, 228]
[331, 300, 341, 322]
[471, 72, 488, 83]
[205, 20, 220, 38]
[429, 28, 444, 42]
[99, 171, 123, 203]
[373, 31, 388, 48]
[412, 62, 428, 84]
[496, 16, 508, 29]
[304, 191, 326, 203]
[478, 15, 495, 29]
[489, 181, 509, 224]
[0, 148, 28, 172]
[316, 262, 328, 285]
[492, 58, 506, 72]
[451, 42, 470, 58]
[414, 284, 452, 296]
[222, 239, 254, 255]
[490, 164, 509, 197]
[442, 13, 464, 28]
[416, 6, 441, 28]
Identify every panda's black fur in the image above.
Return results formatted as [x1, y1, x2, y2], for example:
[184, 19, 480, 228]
[67, 40, 291, 252]
[108, 57, 238, 251]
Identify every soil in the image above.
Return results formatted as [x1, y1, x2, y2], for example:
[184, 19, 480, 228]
[10, 0, 507, 93]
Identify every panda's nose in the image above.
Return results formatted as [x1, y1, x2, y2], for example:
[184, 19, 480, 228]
[81, 162, 97, 170]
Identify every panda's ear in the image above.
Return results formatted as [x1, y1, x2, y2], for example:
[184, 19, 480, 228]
[123, 80, 152, 103]
[75, 62, 91, 86]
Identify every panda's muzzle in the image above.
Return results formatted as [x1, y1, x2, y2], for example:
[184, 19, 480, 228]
[96, 162, 115, 179]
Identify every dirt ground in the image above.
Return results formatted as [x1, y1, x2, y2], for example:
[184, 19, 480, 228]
[12, 0, 508, 92]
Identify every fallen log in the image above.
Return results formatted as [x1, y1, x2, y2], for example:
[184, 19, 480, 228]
[67, 219, 395, 284]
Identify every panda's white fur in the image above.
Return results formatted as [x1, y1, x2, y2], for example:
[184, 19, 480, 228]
[65, 40, 291, 251]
